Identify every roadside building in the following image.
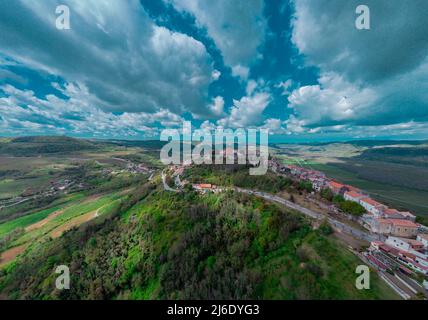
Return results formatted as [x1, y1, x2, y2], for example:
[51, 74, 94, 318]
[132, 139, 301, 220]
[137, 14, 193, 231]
[388, 219, 419, 238]
[359, 198, 386, 217]
[344, 191, 365, 203]
[381, 208, 416, 221]
[417, 234, 428, 248]
[192, 184, 221, 194]
[397, 211, 416, 222]
[311, 178, 327, 192]
[346, 185, 362, 194]
[385, 236, 425, 253]
[328, 181, 347, 195]
[368, 218, 419, 238]
[382, 208, 405, 219]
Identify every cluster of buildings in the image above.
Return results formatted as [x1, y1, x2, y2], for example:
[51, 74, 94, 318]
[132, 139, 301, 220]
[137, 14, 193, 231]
[270, 159, 428, 279]
[192, 183, 222, 194]
[126, 162, 152, 174]
[269, 160, 329, 191]
[49, 179, 74, 192]
[271, 161, 427, 246]
[325, 180, 422, 239]
[369, 234, 428, 275]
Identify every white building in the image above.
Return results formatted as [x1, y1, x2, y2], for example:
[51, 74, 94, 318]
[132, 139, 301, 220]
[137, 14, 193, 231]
[385, 236, 424, 252]
[359, 198, 386, 217]
[417, 234, 428, 248]
[344, 191, 365, 203]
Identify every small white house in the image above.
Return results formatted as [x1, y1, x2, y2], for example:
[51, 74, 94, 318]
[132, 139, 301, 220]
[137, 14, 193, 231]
[417, 234, 428, 248]
[359, 198, 386, 217]
[344, 191, 365, 203]
[385, 236, 425, 252]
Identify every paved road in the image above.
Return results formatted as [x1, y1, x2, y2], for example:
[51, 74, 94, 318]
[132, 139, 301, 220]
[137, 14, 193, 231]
[161, 171, 179, 192]
[236, 188, 379, 243]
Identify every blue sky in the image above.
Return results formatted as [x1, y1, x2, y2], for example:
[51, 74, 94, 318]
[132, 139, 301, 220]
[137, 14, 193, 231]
[1, 0, 428, 141]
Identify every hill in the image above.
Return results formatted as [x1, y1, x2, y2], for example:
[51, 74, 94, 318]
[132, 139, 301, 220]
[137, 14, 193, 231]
[0, 136, 101, 156]
[0, 181, 397, 300]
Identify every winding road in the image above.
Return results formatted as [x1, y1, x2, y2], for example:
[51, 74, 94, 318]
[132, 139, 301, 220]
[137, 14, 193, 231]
[235, 188, 381, 243]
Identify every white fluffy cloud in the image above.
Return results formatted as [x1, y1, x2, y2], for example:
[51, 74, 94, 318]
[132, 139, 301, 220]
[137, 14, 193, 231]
[288, 0, 428, 133]
[287, 73, 378, 128]
[167, 0, 267, 74]
[0, 0, 214, 117]
[218, 91, 270, 128]
[0, 83, 184, 138]
[207, 96, 225, 117]
[262, 118, 287, 135]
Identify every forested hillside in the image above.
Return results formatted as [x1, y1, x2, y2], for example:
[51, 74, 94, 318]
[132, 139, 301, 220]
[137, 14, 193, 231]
[0, 182, 396, 300]
[0, 136, 100, 156]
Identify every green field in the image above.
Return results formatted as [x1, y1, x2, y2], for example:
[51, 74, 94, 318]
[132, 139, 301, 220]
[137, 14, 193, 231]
[310, 163, 428, 216]
[0, 186, 398, 300]
[12, 192, 125, 247]
[0, 206, 61, 237]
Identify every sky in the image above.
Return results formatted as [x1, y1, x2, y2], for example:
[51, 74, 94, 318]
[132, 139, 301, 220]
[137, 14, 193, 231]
[0, 0, 428, 142]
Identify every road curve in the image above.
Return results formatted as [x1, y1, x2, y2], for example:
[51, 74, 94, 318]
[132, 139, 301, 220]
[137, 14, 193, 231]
[235, 188, 379, 243]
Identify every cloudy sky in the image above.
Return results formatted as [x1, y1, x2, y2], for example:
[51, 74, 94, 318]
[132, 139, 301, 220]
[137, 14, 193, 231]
[1, 0, 427, 141]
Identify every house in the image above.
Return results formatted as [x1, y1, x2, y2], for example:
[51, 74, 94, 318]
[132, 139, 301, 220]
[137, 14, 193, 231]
[397, 211, 416, 222]
[311, 178, 327, 192]
[381, 208, 416, 221]
[385, 236, 425, 253]
[417, 234, 428, 248]
[344, 191, 365, 203]
[346, 185, 362, 194]
[328, 181, 348, 195]
[382, 208, 407, 219]
[369, 218, 419, 238]
[367, 218, 392, 234]
[359, 198, 386, 216]
[388, 219, 419, 238]
[192, 184, 221, 194]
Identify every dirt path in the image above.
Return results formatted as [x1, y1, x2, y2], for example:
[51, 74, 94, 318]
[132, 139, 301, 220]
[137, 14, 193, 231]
[0, 244, 28, 267]
[24, 194, 104, 233]
[49, 209, 98, 239]
[25, 209, 65, 232]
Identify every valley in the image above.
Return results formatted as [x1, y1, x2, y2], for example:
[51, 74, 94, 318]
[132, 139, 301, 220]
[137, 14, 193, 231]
[0, 136, 427, 300]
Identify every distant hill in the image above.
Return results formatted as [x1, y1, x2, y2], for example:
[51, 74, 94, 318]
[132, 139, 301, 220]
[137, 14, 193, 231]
[272, 139, 428, 148]
[106, 139, 168, 150]
[344, 140, 428, 147]
[0, 136, 100, 156]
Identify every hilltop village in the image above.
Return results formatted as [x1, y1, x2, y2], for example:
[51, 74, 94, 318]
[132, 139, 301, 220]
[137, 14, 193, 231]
[269, 158, 428, 278]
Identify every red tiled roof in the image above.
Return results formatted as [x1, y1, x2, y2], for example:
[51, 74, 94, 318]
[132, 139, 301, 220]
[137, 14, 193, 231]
[360, 197, 384, 207]
[399, 211, 415, 218]
[345, 191, 364, 199]
[346, 185, 361, 193]
[329, 181, 345, 189]
[383, 208, 400, 215]
[388, 219, 418, 228]
[194, 184, 213, 189]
